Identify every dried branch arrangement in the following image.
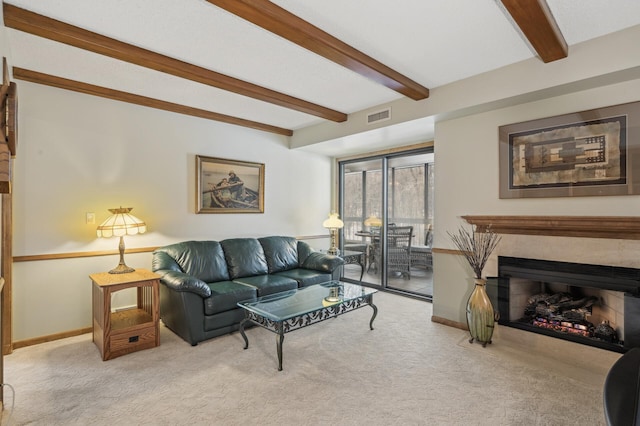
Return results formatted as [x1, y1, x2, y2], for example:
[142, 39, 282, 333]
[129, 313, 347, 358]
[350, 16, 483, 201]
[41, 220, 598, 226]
[448, 224, 501, 278]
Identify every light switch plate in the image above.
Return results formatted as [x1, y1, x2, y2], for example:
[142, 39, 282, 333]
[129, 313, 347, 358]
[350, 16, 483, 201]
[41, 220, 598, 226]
[86, 212, 95, 224]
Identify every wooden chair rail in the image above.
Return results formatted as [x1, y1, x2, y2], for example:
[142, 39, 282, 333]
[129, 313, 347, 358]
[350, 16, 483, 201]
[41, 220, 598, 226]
[12, 234, 329, 262]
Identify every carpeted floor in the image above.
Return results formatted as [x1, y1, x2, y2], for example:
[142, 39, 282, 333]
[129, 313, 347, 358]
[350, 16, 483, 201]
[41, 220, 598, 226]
[1, 292, 619, 425]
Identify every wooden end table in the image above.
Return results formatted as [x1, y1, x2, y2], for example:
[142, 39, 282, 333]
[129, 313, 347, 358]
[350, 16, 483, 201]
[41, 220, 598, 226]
[89, 269, 160, 360]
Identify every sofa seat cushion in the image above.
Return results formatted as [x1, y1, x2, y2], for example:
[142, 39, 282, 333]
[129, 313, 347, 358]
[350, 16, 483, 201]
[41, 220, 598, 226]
[233, 274, 298, 296]
[274, 269, 332, 287]
[204, 281, 257, 316]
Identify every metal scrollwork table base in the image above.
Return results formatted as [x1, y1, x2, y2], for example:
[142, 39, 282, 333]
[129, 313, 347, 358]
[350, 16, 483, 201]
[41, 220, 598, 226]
[238, 281, 377, 371]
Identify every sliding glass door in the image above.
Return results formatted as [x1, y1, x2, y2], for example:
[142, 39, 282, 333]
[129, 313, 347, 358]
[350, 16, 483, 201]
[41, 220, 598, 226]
[341, 158, 383, 287]
[338, 148, 434, 299]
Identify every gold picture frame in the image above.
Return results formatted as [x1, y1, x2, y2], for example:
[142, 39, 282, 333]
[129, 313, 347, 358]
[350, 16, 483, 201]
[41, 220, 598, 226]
[196, 155, 264, 214]
[499, 101, 640, 199]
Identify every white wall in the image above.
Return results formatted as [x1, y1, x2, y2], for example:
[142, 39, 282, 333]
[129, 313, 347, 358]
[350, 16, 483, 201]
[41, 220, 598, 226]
[433, 77, 640, 325]
[12, 83, 333, 341]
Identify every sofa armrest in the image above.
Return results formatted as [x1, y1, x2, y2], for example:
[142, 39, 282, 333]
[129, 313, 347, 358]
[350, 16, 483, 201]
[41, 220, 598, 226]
[301, 251, 344, 273]
[157, 270, 211, 298]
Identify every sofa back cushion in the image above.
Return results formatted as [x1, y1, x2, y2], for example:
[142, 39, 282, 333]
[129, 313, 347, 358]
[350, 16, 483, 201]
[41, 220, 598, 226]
[221, 238, 268, 279]
[154, 241, 230, 283]
[296, 240, 314, 265]
[259, 236, 298, 273]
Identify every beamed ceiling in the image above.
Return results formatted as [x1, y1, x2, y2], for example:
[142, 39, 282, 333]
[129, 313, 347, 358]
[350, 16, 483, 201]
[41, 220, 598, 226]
[3, 0, 640, 153]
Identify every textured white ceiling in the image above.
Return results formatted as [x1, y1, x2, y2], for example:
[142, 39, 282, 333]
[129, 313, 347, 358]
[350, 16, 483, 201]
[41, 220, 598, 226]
[4, 0, 640, 144]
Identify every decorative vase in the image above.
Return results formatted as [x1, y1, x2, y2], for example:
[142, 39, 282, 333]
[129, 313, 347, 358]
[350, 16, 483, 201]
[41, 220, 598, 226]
[466, 278, 495, 347]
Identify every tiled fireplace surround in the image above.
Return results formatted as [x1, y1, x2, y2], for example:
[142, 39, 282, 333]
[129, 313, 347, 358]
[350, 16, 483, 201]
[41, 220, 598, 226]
[464, 216, 640, 353]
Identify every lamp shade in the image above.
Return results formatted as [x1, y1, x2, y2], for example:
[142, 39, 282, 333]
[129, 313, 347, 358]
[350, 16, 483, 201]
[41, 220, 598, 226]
[364, 215, 382, 227]
[322, 212, 344, 229]
[97, 207, 147, 238]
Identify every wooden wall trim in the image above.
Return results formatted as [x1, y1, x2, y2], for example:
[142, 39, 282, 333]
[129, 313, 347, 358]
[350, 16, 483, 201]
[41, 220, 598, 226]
[2, 194, 11, 355]
[296, 234, 328, 241]
[13, 235, 328, 262]
[462, 215, 640, 240]
[13, 247, 158, 263]
[13, 327, 92, 349]
[432, 247, 460, 255]
[431, 315, 467, 331]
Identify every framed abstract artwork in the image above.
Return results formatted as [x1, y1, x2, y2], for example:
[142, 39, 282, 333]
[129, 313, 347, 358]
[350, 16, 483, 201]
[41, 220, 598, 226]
[196, 155, 265, 213]
[499, 101, 640, 198]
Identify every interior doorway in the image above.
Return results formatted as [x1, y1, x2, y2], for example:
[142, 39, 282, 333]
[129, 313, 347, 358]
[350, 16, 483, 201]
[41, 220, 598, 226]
[338, 148, 434, 299]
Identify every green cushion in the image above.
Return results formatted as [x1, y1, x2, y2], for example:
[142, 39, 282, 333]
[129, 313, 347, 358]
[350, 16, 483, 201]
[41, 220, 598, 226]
[259, 236, 299, 273]
[154, 241, 230, 283]
[274, 269, 332, 287]
[233, 274, 298, 296]
[204, 281, 256, 315]
[221, 238, 269, 279]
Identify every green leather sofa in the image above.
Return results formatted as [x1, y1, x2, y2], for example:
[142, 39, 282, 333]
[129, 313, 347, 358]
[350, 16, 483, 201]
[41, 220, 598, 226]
[152, 236, 344, 345]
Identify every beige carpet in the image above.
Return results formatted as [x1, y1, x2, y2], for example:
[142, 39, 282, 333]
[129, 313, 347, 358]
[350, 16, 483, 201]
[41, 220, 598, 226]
[1, 292, 620, 425]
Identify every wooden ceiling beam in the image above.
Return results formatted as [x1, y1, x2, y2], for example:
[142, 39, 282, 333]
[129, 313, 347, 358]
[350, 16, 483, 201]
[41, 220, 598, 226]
[13, 67, 293, 136]
[500, 0, 568, 63]
[3, 3, 346, 123]
[206, 0, 430, 100]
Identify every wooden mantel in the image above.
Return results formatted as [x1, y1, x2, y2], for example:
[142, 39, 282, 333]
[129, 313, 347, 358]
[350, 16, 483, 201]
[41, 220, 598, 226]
[462, 216, 640, 240]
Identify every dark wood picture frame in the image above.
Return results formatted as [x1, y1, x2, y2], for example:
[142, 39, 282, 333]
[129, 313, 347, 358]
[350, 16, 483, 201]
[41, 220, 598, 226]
[196, 155, 265, 214]
[499, 101, 640, 198]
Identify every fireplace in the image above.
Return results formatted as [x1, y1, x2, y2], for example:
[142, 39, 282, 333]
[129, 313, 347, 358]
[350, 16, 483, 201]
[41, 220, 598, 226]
[489, 256, 640, 353]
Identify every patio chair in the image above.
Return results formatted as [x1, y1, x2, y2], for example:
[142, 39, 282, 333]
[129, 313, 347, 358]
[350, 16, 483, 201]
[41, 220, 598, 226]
[411, 226, 433, 270]
[387, 225, 413, 279]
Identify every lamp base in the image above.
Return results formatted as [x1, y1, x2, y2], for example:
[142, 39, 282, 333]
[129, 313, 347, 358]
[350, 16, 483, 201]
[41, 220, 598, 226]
[108, 263, 135, 274]
[109, 236, 135, 274]
[327, 247, 340, 255]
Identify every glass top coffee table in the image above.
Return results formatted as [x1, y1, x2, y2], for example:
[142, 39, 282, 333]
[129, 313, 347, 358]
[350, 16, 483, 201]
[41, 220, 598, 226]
[237, 281, 378, 371]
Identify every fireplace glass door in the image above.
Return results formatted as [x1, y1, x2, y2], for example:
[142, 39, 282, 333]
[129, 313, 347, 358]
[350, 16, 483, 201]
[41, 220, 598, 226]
[491, 256, 640, 352]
